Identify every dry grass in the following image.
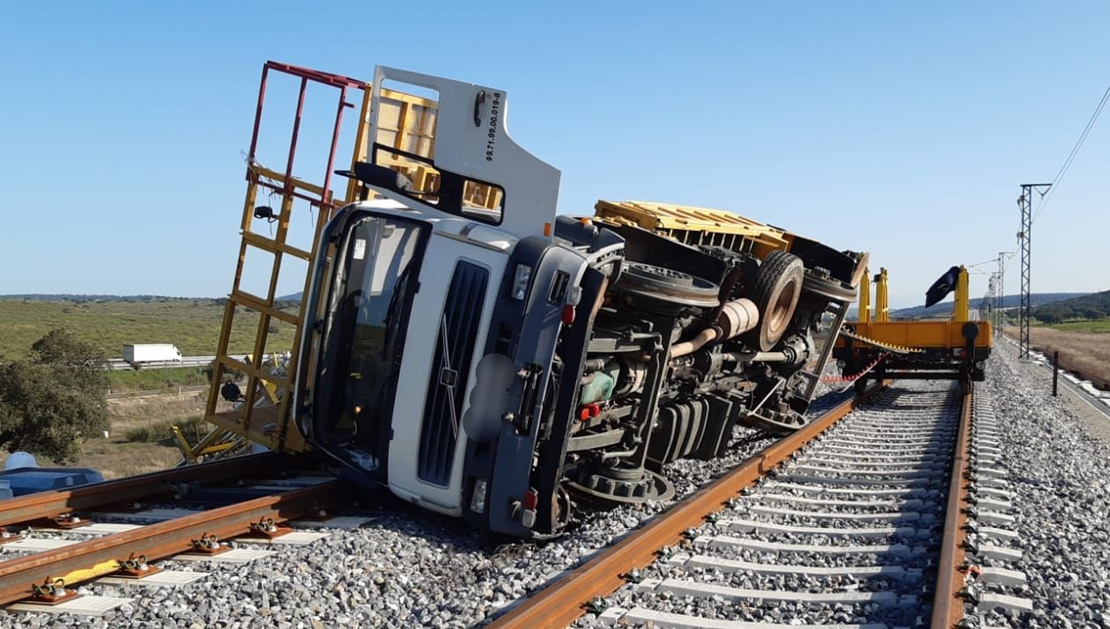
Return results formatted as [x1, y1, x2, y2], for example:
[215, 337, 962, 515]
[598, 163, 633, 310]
[3, 439, 182, 480]
[1006, 325, 1110, 387]
[72, 439, 182, 479]
[97, 392, 237, 477]
[107, 392, 211, 424]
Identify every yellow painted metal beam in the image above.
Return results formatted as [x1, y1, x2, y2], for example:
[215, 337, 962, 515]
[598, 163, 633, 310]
[242, 227, 313, 262]
[953, 266, 970, 322]
[875, 268, 889, 323]
[205, 406, 308, 453]
[837, 321, 993, 350]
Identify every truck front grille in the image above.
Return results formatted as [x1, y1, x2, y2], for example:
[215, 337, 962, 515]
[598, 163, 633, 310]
[418, 261, 489, 486]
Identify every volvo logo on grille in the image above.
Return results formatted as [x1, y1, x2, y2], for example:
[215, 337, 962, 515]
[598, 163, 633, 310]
[439, 367, 459, 388]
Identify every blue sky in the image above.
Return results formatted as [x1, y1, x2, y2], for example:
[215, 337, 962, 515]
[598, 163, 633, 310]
[1, 1, 1106, 308]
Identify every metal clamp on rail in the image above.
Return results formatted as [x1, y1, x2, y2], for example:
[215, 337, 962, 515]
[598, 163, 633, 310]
[0, 527, 24, 545]
[248, 516, 293, 540]
[189, 533, 230, 556]
[114, 553, 162, 579]
[48, 513, 91, 530]
[28, 578, 78, 605]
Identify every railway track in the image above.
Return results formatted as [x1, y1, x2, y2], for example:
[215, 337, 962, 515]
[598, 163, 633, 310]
[0, 453, 343, 613]
[487, 380, 1030, 629]
[1, 382, 1031, 627]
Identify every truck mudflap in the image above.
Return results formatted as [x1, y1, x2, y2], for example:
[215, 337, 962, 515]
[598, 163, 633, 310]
[460, 239, 591, 537]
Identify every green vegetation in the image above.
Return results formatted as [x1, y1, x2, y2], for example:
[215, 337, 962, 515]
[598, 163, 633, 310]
[1033, 289, 1110, 324]
[107, 366, 211, 392]
[0, 297, 299, 360]
[1049, 319, 1110, 334]
[0, 330, 110, 462]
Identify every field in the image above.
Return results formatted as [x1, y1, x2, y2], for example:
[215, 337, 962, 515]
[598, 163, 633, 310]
[1048, 319, 1110, 334]
[1006, 321, 1110, 387]
[0, 298, 299, 360]
[107, 366, 210, 392]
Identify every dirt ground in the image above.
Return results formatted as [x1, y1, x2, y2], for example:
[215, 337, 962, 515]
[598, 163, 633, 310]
[106, 391, 210, 431]
[1005, 325, 1110, 385]
[76, 391, 235, 478]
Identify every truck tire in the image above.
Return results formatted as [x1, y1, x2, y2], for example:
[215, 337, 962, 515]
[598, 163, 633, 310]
[741, 251, 804, 351]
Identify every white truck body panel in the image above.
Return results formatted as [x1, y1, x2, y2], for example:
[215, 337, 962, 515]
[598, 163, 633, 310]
[123, 344, 183, 364]
[384, 222, 512, 515]
[369, 66, 560, 240]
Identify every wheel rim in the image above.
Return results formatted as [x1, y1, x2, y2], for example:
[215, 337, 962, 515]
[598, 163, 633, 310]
[767, 276, 800, 341]
[617, 262, 720, 309]
[802, 271, 857, 302]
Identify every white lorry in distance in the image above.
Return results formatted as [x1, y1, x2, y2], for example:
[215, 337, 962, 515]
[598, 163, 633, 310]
[123, 343, 184, 367]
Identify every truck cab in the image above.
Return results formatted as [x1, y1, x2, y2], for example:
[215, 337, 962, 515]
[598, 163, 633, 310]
[294, 66, 866, 539]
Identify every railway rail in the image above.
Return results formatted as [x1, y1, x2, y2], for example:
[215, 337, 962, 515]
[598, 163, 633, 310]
[487, 380, 1029, 629]
[0, 453, 341, 610]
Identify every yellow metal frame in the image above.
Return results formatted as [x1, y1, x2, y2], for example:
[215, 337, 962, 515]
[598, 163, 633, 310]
[593, 200, 791, 260]
[875, 267, 889, 323]
[846, 320, 993, 351]
[837, 265, 993, 352]
[197, 66, 503, 461]
[953, 266, 970, 322]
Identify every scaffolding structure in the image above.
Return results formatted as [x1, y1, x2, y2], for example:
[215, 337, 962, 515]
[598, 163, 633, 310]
[184, 61, 497, 462]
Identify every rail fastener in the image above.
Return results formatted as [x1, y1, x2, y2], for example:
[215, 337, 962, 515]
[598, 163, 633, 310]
[486, 382, 890, 629]
[0, 527, 23, 545]
[189, 533, 231, 556]
[247, 516, 294, 540]
[113, 553, 162, 580]
[28, 578, 79, 606]
[43, 513, 91, 530]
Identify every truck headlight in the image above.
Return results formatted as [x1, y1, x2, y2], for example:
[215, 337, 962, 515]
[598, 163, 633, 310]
[469, 479, 488, 514]
[511, 264, 532, 300]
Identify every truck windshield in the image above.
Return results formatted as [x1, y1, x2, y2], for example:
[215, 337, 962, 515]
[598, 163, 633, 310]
[317, 214, 426, 466]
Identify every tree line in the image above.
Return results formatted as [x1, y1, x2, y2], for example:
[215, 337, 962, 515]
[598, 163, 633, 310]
[1032, 289, 1110, 324]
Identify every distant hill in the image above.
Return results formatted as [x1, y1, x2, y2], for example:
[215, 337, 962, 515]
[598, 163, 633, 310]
[1, 294, 207, 303]
[889, 292, 1088, 320]
[1032, 290, 1110, 323]
[277, 292, 303, 302]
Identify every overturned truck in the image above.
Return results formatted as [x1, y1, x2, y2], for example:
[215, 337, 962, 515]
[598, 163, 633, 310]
[286, 66, 869, 539]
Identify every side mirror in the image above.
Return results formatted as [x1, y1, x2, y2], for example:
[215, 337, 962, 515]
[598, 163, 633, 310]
[335, 162, 414, 194]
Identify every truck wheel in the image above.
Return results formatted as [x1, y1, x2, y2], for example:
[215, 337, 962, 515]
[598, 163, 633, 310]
[617, 262, 720, 309]
[802, 268, 857, 302]
[741, 251, 804, 351]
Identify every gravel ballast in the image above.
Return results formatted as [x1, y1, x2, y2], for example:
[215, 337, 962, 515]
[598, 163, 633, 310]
[977, 343, 1110, 628]
[18, 349, 1109, 629]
